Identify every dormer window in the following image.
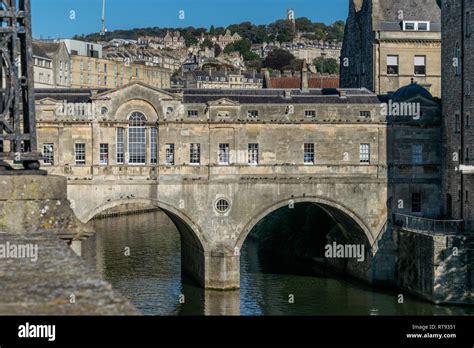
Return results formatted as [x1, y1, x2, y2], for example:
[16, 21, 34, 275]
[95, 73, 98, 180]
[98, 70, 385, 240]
[187, 110, 199, 118]
[403, 21, 430, 31]
[247, 110, 259, 118]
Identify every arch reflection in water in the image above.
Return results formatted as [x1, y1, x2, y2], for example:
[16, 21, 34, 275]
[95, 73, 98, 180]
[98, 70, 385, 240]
[82, 210, 472, 316]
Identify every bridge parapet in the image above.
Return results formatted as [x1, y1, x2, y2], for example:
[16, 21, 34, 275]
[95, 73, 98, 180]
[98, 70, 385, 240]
[44, 164, 386, 181]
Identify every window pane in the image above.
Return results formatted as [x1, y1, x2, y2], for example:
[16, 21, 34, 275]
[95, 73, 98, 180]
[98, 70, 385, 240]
[42, 144, 54, 165]
[387, 55, 398, 66]
[412, 144, 423, 164]
[150, 128, 157, 164]
[100, 143, 109, 165]
[414, 56, 426, 66]
[116, 128, 124, 164]
[75, 144, 86, 164]
[304, 143, 315, 164]
[412, 193, 422, 213]
[219, 144, 230, 164]
[165, 144, 175, 165]
[248, 144, 259, 164]
[360, 144, 370, 164]
[190, 143, 201, 164]
[128, 112, 147, 164]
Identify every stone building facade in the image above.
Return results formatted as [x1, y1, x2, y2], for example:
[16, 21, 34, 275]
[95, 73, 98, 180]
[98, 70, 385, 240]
[28, 81, 444, 225]
[2, 81, 449, 292]
[69, 55, 171, 89]
[33, 83, 384, 170]
[341, 0, 442, 97]
[385, 83, 442, 219]
[185, 70, 263, 89]
[32, 45, 54, 88]
[32, 41, 71, 88]
[439, 0, 474, 230]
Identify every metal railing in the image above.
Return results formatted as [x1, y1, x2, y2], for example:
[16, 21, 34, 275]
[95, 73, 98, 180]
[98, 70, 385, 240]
[393, 213, 464, 235]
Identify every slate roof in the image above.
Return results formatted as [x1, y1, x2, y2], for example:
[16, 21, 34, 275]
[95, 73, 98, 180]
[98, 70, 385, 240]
[32, 41, 60, 58]
[34, 87, 381, 105]
[35, 89, 107, 103]
[269, 76, 340, 89]
[32, 42, 54, 59]
[375, 0, 441, 22]
[374, 0, 441, 31]
[182, 88, 381, 104]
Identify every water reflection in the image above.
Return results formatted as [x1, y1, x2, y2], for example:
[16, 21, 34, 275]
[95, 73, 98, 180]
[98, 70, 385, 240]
[82, 211, 472, 316]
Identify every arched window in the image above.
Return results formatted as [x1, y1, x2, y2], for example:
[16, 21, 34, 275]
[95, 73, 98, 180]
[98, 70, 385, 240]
[128, 112, 147, 164]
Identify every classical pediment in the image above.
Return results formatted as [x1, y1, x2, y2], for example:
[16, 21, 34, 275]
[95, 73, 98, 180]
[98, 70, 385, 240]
[37, 97, 61, 104]
[93, 80, 179, 102]
[207, 98, 240, 107]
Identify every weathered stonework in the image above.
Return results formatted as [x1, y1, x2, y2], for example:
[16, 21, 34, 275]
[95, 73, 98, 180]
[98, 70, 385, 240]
[24, 81, 463, 295]
[30, 83, 394, 289]
[396, 228, 471, 304]
[0, 231, 140, 315]
[0, 175, 91, 240]
[341, 0, 442, 97]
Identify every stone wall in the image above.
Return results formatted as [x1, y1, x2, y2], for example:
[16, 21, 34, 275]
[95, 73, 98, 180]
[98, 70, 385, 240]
[395, 227, 471, 304]
[0, 175, 91, 240]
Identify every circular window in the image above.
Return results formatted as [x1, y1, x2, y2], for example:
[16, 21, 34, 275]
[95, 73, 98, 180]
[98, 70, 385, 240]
[101, 107, 108, 115]
[215, 199, 230, 213]
[166, 107, 174, 115]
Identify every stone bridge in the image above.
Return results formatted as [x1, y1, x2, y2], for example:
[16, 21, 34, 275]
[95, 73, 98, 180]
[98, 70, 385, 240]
[66, 172, 388, 289]
[32, 84, 395, 290]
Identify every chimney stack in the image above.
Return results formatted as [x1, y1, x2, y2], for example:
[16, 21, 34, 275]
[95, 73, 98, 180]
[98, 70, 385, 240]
[301, 59, 309, 90]
[261, 68, 272, 88]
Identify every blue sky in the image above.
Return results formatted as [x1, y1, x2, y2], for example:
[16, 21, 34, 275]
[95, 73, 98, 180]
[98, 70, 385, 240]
[31, 0, 349, 39]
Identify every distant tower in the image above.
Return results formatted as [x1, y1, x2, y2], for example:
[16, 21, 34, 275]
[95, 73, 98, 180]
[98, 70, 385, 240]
[287, 8, 296, 33]
[100, 0, 106, 36]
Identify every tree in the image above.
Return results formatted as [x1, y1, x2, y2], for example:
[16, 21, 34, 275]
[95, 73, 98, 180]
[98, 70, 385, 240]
[209, 25, 216, 35]
[313, 57, 339, 75]
[214, 43, 222, 57]
[263, 49, 295, 70]
[295, 17, 313, 32]
[200, 38, 214, 50]
[267, 20, 295, 43]
[223, 39, 260, 62]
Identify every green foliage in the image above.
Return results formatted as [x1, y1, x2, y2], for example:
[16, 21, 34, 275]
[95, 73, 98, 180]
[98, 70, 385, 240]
[200, 38, 214, 50]
[74, 19, 344, 45]
[313, 57, 339, 74]
[263, 49, 295, 70]
[267, 19, 295, 43]
[227, 22, 269, 44]
[224, 39, 261, 62]
[214, 43, 222, 57]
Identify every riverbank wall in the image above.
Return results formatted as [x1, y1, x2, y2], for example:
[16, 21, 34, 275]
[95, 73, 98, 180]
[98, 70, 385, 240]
[394, 227, 472, 305]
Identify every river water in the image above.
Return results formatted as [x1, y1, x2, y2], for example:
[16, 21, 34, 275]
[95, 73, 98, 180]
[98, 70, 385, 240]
[82, 211, 472, 316]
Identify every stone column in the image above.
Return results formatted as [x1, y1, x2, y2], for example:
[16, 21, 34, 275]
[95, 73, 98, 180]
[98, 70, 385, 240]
[204, 251, 240, 290]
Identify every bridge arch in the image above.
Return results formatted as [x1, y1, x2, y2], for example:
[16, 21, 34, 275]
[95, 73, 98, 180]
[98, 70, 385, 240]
[236, 196, 375, 252]
[84, 198, 209, 287]
[84, 198, 207, 251]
